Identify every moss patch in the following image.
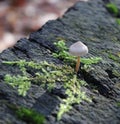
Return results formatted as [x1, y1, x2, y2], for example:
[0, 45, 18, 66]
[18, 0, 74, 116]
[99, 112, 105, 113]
[5, 74, 31, 96]
[108, 52, 120, 63]
[116, 18, 120, 25]
[3, 40, 102, 120]
[116, 102, 120, 107]
[106, 3, 119, 16]
[3, 60, 90, 120]
[7, 103, 45, 124]
[112, 70, 120, 77]
[16, 107, 45, 124]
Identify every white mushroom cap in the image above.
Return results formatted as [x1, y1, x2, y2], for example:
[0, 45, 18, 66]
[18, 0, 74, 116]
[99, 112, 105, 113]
[69, 41, 88, 56]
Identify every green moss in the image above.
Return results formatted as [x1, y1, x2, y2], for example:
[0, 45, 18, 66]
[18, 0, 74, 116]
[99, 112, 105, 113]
[57, 75, 91, 120]
[3, 40, 103, 120]
[116, 18, 120, 25]
[117, 52, 120, 57]
[108, 53, 118, 61]
[116, 102, 120, 107]
[3, 60, 91, 120]
[111, 37, 118, 42]
[108, 52, 119, 62]
[106, 3, 120, 26]
[81, 57, 102, 65]
[101, 50, 120, 64]
[5, 103, 45, 124]
[53, 40, 75, 65]
[4, 74, 31, 96]
[106, 3, 119, 16]
[3, 60, 74, 93]
[112, 70, 120, 77]
[16, 107, 45, 124]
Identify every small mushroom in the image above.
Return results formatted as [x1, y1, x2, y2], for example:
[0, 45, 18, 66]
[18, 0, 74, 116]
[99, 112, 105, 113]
[69, 41, 88, 73]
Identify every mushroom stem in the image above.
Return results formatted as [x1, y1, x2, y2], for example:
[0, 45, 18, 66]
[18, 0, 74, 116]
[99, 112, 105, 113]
[75, 56, 80, 73]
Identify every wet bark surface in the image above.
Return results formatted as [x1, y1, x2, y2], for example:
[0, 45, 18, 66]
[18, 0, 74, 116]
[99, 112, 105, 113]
[0, 0, 120, 124]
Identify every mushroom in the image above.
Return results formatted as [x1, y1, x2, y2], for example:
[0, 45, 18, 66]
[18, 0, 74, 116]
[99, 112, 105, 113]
[69, 41, 88, 73]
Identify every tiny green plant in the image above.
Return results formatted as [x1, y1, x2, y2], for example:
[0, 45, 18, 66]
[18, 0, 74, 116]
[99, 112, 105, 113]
[106, 3, 119, 16]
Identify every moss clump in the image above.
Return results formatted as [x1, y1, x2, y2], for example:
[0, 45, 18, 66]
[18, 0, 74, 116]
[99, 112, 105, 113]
[16, 107, 45, 124]
[117, 102, 120, 107]
[106, 3, 119, 16]
[6, 103, 45, 124]
[53, 40, 75, 65]
[57, 75, 91, 120]
[116, 18, 120, 25]
[3, 40, 102, 120]
[3, 60, 91, 120]
[3, 60, 75, 93]
[112, 70, 120, 77]
[5, 74, 31, 96]
[106, 3, 120, 26]
[108, 52, 120, 63]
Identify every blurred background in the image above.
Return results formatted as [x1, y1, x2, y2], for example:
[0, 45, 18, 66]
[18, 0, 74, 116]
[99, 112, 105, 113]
[0, 0, 88, 52]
